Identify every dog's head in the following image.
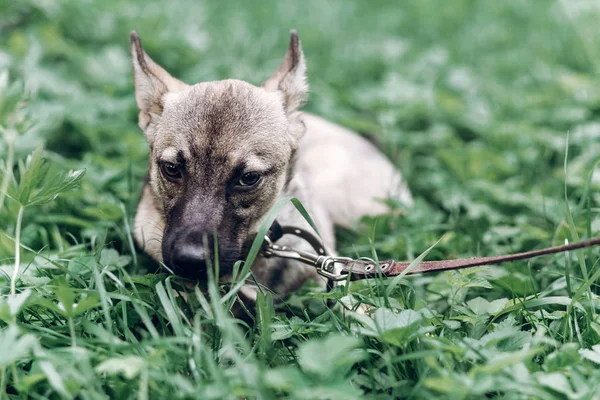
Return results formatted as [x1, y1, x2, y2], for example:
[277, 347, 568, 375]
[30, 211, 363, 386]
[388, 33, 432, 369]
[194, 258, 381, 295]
[130, 31, 308, 280]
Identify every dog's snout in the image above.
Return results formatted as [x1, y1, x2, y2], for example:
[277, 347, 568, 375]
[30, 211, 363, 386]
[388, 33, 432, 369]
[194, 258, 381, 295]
[172, 244, 207, 278]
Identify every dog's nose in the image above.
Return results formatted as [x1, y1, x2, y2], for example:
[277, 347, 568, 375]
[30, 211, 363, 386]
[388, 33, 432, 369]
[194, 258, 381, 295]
[172, 245, 207, 278]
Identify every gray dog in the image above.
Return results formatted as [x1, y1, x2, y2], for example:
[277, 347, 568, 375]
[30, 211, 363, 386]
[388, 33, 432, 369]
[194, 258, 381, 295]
[131, 30, 413, 303]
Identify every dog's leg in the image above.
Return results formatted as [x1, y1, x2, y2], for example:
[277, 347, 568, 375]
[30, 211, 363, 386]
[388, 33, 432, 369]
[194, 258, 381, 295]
[134, 184, 165, 262]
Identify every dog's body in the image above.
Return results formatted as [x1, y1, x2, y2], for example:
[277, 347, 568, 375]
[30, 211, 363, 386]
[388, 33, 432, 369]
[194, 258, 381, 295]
[131, 31, 412, 301]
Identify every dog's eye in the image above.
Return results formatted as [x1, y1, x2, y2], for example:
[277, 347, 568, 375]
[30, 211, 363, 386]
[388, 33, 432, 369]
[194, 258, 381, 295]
[238, 172, 260, 187]
[160, 162, 182, 180]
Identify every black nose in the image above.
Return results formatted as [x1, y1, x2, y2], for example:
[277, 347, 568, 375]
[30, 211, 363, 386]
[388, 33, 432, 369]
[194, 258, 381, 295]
[172, 245, 207, 279]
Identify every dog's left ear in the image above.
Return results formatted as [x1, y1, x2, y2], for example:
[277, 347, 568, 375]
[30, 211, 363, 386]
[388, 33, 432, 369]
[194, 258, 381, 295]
[262, 31, 308, 117]
[130, 31, 187, 138]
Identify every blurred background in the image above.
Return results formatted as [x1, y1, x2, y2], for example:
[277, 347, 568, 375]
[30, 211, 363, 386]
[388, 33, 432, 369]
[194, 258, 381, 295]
[1, 0, 600, 274]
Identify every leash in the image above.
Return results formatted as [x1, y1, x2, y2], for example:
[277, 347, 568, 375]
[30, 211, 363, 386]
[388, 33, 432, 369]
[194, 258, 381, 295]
[261, 221, 600, 281]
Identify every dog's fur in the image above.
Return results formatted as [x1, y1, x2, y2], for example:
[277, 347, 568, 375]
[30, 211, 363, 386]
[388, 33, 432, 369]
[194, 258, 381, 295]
[131, 31, 413, 302]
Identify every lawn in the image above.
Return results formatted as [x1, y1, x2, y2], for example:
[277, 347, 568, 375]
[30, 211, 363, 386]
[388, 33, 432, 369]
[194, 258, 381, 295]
[2, 0, 600, 398]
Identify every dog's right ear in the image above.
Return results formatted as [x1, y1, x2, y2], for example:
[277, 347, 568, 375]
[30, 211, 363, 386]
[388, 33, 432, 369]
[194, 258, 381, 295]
[262, 31, 308, 117]
[130, 31, 186, 140]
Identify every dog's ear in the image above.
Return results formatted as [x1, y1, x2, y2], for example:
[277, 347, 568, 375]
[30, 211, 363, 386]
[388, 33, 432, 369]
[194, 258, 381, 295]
[130, 31, 186, 138]
[262, 31, 308, 117]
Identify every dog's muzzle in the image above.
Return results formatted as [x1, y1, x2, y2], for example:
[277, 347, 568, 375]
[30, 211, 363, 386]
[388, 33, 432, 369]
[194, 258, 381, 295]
[171, 244, 208, 279]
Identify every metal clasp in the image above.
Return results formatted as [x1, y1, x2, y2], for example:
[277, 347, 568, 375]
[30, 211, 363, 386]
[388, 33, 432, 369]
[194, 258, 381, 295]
[262, 236, 351, 281]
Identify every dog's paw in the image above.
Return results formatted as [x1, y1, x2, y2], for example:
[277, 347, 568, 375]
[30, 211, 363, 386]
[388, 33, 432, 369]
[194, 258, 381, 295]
[339, 293, 373, 316]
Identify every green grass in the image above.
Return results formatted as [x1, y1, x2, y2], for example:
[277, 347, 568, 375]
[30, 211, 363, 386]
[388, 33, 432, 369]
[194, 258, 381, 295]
[2, 0, 600, 398]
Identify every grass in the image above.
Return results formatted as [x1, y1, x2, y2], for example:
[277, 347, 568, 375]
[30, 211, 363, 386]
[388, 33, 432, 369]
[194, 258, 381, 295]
[2, 0, 600, 398]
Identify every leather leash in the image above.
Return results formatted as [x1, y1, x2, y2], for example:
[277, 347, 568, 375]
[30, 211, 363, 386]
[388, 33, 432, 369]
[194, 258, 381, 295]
[262, 221, 600, 281]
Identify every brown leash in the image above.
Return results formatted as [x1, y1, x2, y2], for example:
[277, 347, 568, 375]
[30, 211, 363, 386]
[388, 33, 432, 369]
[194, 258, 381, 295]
[338, 236, 600, 280]
[262, 222, 600, 281]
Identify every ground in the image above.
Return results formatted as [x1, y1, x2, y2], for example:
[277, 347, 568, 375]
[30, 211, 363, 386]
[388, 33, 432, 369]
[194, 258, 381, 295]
[1, 0, 600, 398]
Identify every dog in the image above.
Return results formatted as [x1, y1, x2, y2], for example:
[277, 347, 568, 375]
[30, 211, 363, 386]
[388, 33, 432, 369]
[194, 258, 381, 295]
[131, 30, 413, 305]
